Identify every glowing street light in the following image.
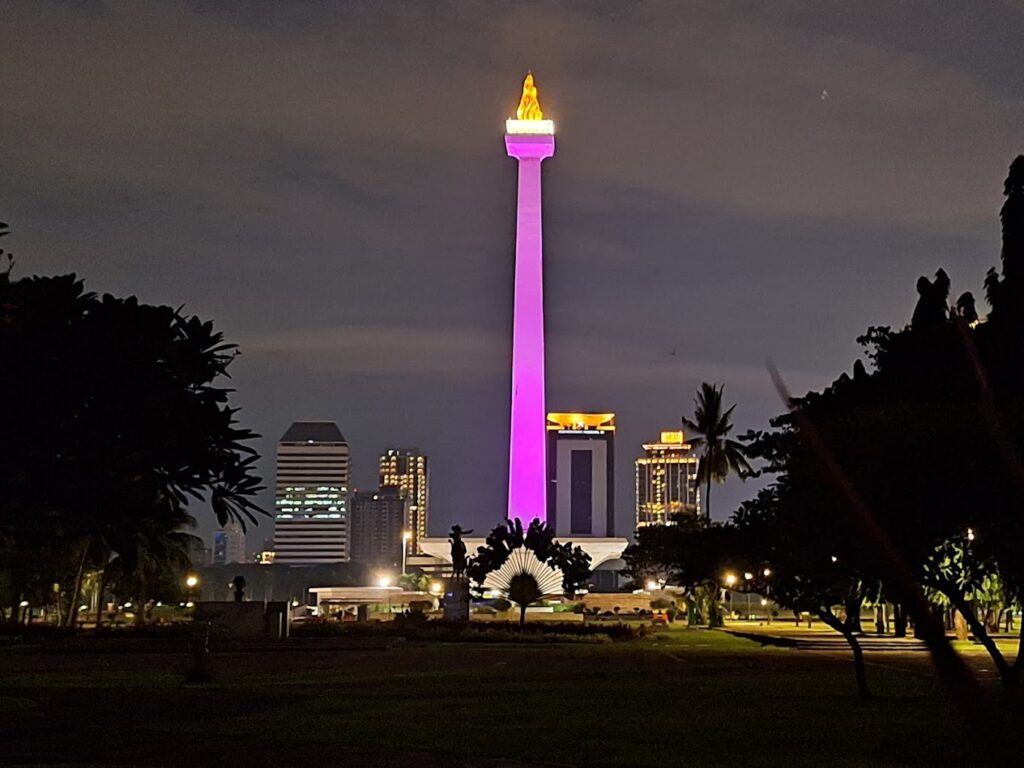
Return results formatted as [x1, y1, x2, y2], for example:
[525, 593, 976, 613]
[743, 572, 754, 581]
[185, 574, 199, 589]
[378, 575, 394, 614]
[401, 530, 412, 575]
[429, 581, 443, 596]
[724, 573, 737, 587]
[645, 580, 660, 592]
[763, 568, 772, 577]
[967, 528, 976, 542]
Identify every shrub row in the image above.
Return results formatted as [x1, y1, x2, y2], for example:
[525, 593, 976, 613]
[292, 618, 646, 643]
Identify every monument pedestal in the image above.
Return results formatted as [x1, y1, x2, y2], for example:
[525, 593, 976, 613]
[442, 577, 471, 622]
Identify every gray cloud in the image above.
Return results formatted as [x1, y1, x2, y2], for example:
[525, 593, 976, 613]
[1, 0, 1020, 542]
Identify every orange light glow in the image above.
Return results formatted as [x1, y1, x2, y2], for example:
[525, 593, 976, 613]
[546, 412, 616, 431]
[516, 73, 544, 120]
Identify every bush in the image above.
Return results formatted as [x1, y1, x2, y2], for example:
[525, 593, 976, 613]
[291, 618, 645, 643]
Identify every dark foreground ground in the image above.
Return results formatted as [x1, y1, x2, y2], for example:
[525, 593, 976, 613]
[0, 629, 1003, 767]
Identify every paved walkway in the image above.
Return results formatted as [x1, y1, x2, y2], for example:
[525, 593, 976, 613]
[722, 620, 930, 651]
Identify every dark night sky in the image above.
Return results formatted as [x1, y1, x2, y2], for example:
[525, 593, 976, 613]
[3, 1, 1022, 549]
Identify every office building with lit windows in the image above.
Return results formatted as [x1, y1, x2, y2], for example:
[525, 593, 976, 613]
[350, 486, 407, 569]
[635, 431, 700, 527]
[546, 413, 615, 537]
[273, 421, 351, 564]
[378, 448, 429, 554]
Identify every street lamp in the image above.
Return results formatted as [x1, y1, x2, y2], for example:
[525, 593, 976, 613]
[429, 581, 442, 595]
[723, 573, 737, 619]
[743, 573, 754, 620]
[378, 575, 393, 614]
[401, 530, 412, 575]
[184, 574, 199, 611]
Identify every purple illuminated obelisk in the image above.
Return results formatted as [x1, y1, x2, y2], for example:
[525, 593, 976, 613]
[505, 74, 555, 524]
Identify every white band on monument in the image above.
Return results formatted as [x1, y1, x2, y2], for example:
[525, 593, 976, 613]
[506, 119, 555, 135]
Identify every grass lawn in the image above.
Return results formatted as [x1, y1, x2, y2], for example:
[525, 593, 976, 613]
[0, 628, 988, 767]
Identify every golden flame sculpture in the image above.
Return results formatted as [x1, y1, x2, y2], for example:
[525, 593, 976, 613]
[516, 73, 544, 121]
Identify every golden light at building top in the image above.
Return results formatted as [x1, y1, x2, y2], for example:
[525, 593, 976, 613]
[546, 412, 616, 432]
[507, 72, 554, 135]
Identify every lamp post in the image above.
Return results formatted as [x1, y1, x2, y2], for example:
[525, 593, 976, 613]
[401, 530, 412, 575]
[724, 573, 737, 620]
[184, 574, 199, 616]
[744, 572, 754, 621]
[378, 576, 392, 614]
[430, 580, 442, 610]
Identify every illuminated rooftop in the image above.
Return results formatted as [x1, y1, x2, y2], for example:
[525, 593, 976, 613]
[640, 430, 695, 452]
[547, 412, 615, 432]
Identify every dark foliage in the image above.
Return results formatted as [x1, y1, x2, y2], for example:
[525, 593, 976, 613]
[0, 259, 264, 623]
[466, 518, 592, 625]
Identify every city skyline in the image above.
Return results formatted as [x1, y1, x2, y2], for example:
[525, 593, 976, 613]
[4, 2, 1022, 546]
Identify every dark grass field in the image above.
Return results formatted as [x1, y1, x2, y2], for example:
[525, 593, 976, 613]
[0, 630, 991, 767]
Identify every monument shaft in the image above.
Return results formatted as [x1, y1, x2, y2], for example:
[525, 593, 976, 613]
[506, 134, 554, 523]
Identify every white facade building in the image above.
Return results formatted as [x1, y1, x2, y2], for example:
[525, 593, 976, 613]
[273, 421, 351, 564]
[213, 520, 247, 565]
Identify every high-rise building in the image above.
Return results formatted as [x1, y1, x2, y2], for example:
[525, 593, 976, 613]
[213, 521, 246, 565]
[378, 448, 429, 554]
[350, 486, 407, 569]
[506, 73, 555, 524]
[273, 421, 351, 564]
[635, 431, 700, 527]
[546, 413, 615, 537]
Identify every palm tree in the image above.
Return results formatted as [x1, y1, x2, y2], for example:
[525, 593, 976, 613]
[507, 573, 543, 627]
[467, 519, 592, 626]
[682, 382, 752, 520]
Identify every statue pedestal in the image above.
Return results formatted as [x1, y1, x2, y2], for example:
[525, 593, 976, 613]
[442, 578, 471, 622]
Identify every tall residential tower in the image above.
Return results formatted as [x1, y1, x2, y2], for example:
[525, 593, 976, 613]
[635, 431, 700, 527]
[378, 448, 429, 554]
[273, 421, 351, 564]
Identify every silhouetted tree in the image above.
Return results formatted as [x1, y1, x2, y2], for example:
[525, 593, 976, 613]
[732, 486, 875, 696]
[0, 254, 265, 622]
[911, 269, 951, 330]
[682, 383, 752, 519]
[467, 519, 591, 626]
[740, 157, 1024, 712]
[623, 515, 740, 626]
[985, 155, 1024, 319]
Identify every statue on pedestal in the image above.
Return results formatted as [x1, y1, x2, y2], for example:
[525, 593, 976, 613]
[449, 524, 473, 579]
